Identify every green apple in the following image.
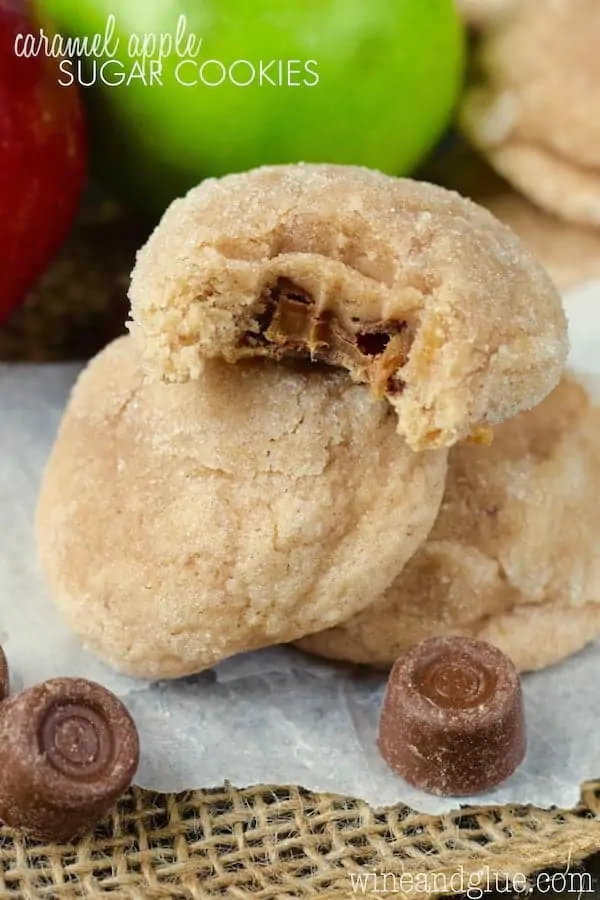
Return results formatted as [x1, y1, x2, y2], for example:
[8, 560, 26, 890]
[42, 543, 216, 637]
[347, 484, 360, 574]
[40, 0, 464, 217]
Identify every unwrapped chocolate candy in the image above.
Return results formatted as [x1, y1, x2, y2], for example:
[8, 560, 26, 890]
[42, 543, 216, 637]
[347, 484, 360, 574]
[0, 677, 139, 841]
[378, 637, 526, 795]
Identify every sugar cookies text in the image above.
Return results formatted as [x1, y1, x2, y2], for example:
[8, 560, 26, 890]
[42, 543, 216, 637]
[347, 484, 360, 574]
[13, 13, 320, 89]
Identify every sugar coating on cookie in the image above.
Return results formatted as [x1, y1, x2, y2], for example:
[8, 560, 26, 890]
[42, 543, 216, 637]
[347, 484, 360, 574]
[421, 139, 600, 291]
[128, 164, 567, 451]
[485, 193, 600, 292]
[461, 0, 600, 227]
[297, 376, 600, 673]
[36, 336, 447, 680]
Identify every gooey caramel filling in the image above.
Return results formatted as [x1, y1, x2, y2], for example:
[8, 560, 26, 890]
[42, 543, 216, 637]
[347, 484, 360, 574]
[241, 278, 412, 398]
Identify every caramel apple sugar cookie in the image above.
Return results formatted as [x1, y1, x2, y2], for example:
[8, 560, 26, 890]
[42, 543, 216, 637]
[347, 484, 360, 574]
[461, 0, 600, 227]
[36, 336, 447, 680]
[127, 164, 567, 451]
[297, 376, 600, 673]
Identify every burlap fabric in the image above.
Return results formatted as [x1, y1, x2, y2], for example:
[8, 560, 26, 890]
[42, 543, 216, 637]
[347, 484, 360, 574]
[1, 201, 599, 899]
[0, 783, 599, 899]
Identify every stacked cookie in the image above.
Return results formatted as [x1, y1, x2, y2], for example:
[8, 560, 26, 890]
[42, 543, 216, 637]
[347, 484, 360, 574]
[297, 376, 600, 671]
[37, 163, 596, 681]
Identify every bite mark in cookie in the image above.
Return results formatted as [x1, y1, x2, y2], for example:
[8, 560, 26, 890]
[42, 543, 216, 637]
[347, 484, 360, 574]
[128, 163, 568, 450]
[239, 275, 412, 399]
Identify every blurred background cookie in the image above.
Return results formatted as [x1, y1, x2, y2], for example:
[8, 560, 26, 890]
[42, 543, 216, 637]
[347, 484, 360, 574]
[296, 375, 600, 673]
[36, 336, 447, 680]
[420, 140, 600, 291]
[461, 0, 600, 227]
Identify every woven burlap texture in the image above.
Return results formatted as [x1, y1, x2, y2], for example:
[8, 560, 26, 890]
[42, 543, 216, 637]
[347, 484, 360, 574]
[1, 782, 599, 900]
[2, 201, 600, 899]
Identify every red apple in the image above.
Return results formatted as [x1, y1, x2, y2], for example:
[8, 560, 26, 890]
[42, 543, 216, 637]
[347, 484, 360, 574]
[0, 0, 86, 323]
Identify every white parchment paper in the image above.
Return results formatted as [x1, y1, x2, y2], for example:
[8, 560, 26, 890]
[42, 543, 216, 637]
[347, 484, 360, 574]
[1, 282, 600, 814]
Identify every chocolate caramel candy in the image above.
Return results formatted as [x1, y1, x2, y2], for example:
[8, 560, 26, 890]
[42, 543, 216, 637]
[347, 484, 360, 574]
[378, 637, 526, 795]
[0, 678, 139, 842]
[0, 646, 8, 701]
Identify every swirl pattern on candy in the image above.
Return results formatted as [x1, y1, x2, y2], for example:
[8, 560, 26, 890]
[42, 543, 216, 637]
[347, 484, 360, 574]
[378, 637, 526, 795]
[0, 678, 139, 842]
